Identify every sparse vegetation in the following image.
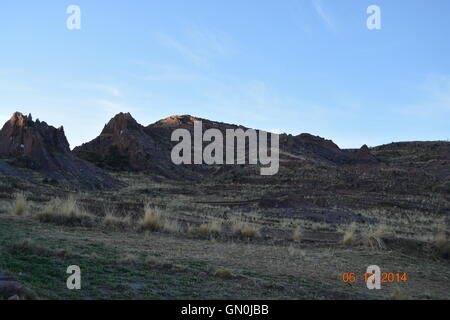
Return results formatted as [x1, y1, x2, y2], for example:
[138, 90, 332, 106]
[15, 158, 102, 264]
[235, 222, 261, 239]
[141, 203, 163, 231]
[293, 227, 302, 242]
[392, 287, 405, 300]
[188, 220, 223, 237]
[214, 268, 233, 279]
[13, 192, 27, 216]
[188, 224, 210, 236]
[435, 231, 447, 248]
[103, 212, 132, 230]
[1, 140, 449, 300]
[435, 232, 450, 258]
[342, 223, 356, 247]
[162, 219, 183, 233]
[36, 196, 95, 227]
[207, 220, 223, 235]
[6, 239, 70, 259]
[365, 224, 386, 250]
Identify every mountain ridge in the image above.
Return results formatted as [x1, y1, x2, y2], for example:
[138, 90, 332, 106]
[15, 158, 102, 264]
[1, 111, 449, 188]
[73, 112, 381, 173]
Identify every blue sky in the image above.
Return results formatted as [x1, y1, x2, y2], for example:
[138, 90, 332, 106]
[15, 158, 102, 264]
[1, 0, 449, 148]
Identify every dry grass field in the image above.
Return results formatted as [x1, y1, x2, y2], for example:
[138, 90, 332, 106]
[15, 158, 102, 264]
[0, 163, 449, 300]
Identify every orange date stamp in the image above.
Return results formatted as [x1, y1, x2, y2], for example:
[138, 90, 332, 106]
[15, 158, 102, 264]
[341, 272, 408, 284]
[341, 266, 408, 290]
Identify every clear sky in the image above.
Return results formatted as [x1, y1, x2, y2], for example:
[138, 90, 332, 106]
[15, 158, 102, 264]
[1, 0, 449, 149]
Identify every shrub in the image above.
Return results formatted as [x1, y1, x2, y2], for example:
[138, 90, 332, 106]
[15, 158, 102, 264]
[161, 219, 181, 233]
[365, 224, 386, 250]
[435, 232, 450, 258]
[343, 223, 356, 246]
[141, 203, 162, 231]
[188, 224, 210, 236]
[13, 193, 27, 216]
[435, 232, 447, 248]
[293, 227, 302, 242]
[213, 268, 233, 279]
[187, 220, 223, 237]
[208, 220, 223, 236]
[241, 225, 260, 238]
[232, 220, 261, 239]
[188, 224, 211, 237]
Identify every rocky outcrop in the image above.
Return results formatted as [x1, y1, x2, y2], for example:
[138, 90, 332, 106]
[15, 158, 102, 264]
[0, 112, 70, 170]
[353, 145, 379, 164]
[73, 113, 178, 175]
[0, 112, 119, 189]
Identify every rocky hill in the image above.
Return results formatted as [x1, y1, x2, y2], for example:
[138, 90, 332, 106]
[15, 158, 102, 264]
[73, 113, 185, 177]
[74, 113, 379, 176]
[0, 112, 119, 189]
[5, 111, 447, 192]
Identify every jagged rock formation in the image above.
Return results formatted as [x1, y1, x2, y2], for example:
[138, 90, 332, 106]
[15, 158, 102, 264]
[74, 113, 155, 171]
[0, 112, 119, 189]
[73, 113, 185, 177]
[352, 145, 379, 164]
[0, 112, 70, 170]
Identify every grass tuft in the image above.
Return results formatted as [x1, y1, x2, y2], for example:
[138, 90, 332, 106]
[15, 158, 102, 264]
[392, 287, 405, 300]
[37, 196, 95, 227]
[141, 203, 162, 231]
[435, 232, 450, 258]
[213, 268, 233, 279]
[241, 225, 260, 238]
[188, 221, 223, 237]
[231, 218, 261, 239]
[162, 219, 183, 233]
[343, 223, 356, 247]
[13, 192, 27, 216]
[365, 224, 386, 250]
[188, 224, 210, 236]
[103, 211, 132, 230]
[293, 227, 302, 242]
[208, 220, 223, 236]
